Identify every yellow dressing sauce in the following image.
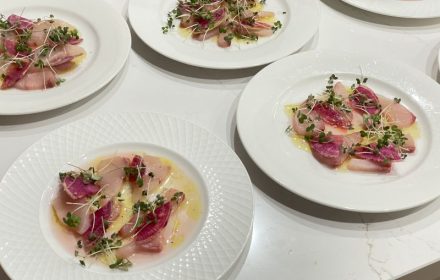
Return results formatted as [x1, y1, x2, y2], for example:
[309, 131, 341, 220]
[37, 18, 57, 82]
[178, 27, 192, 39]
[56, 53, 86, 74]
[105, 183, 134, 236]
[403, 122, 420, 140]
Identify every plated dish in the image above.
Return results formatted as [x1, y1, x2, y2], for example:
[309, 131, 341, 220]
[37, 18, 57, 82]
[52, 152, 202, 271]
[237, 50, 440, 212]
[341, 0, 440, 18]
[0, 112, 253, 279]
[0, 0, 131, 115]
[285, 75, 417, 173]
[129, 0, 320, 69]
[163, 0, 282, 48]
[1, 14, 85, 90]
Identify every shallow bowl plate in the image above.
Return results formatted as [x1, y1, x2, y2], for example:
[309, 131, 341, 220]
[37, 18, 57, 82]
[237, 50, 440, 213]
[0, 112, 254, 279]
[128, 0, 320, 69]
[0, 0, 131, 115]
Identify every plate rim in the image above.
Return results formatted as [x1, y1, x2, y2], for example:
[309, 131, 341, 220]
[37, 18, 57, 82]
[341, 0, 440, 19]
[0, 111, 254, 279]
[236, 49, 440, 213]
[0, 0, 131, 115]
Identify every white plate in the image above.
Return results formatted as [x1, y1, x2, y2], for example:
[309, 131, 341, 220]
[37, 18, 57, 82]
[341, 0, 440, 18]
[0, 0, 131, 115]
[237, 50, 440, 213]
[128, 0, 320, 69]
[0, 112, 254, 279]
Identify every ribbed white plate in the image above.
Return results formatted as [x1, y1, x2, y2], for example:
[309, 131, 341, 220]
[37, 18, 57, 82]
[0, 112, 254, 279]
[128, 0, 320, 69]
[237, 50, 440, 213]
[341, 0, 440, 18]
[0, 0, 131, 115]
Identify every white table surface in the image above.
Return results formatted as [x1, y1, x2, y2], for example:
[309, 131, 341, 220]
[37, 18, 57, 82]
[2, 0, 440, 279]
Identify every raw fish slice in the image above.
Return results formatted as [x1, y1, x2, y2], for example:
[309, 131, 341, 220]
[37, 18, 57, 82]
[333, 82, 350, 99]
[310, 135, 347, 168]
[7, 15, 33, 30]
[138, 233, 164, 252]
[1, 61, 30, 89]
[116, 233, 164, 259]
[14, 69, 56, 90]
[192, 28, 219, 41]
[291, 108, 325, 136]
[402, 134, 415, 153]
[313, 102, 352, 128]
[349, 85, 381, 115]
[163, 188, 186, 207]
[46, 44, 85, 67]
[29, 19, 75, 48]
[97, 156, 130, 199]
[119, 189, 184, 238]
[82, 201, 117, 247]
[347, 158, 391, 173]
[61, 174, 99, 200]
[309, 133, 361, 168]
[351, 111, 364, 128]
[241, 10, 275, 18]
[68, 38, 83, 45]
[118, 213, 144, 238]
[354, 144, 401, 163]
[217, 32, 231, 48]
[132, 155, 171, 202]
[28, 21, 52, 48]
[378, 96, 416, 128]
[52, 190, 91, 234]
[127, 155, 146, 181]
[135, 202, 172, 242]
[4, 38, 17, 56]
[343, 132, 361, 147]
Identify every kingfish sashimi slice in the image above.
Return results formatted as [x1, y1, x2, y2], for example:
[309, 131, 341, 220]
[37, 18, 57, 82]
[403, 134, 416, 153]
[313, 102, 352, 128]
[347, 158, 391, 173]
[14, 69, 56, 90]
[291, 108, 325, 136]
[119, 188, 185, 239]
[192, 28, 220, 41]
[116, 233, 164, 259]
[131, 155, 171, 202]
[333, 82, 350, 99]
[7, 15, 33, 30]
[29, 19, 75, 48]
[217, 32, 231, 48]
[52, 190, 91, 234]
[97, 156, 130, 199]
[61, 174, 99, 200]
[46, 44, 85, 67]
[309, 133, 361, 168]
[350, 85, 381, 115]
[353, 144, 401, 163]
[1, 61, 31, 89]
[82, 201, 119, 247]
[378, 95, 416, 128]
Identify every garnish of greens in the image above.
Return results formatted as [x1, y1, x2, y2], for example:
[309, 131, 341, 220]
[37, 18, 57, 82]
[162, 0, 282, 47]
[287, 74, 413, 162]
